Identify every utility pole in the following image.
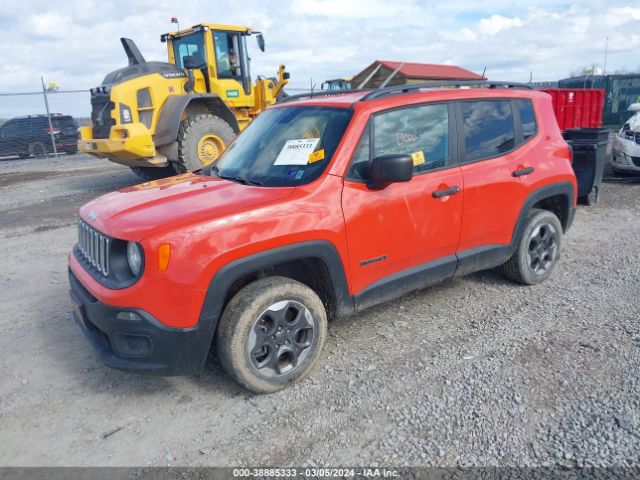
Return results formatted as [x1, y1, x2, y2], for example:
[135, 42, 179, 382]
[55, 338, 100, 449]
[603, 36, 609, 75]
[41, 76, 58, 159]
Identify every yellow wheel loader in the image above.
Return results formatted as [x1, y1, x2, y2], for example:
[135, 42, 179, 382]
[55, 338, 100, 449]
[79, 24, 289, 179]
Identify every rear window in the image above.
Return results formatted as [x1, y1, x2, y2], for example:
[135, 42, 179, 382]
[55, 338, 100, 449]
[515, 99, 537, 141]
[461, 100, 515, 163]
[52, 116, 78, 128]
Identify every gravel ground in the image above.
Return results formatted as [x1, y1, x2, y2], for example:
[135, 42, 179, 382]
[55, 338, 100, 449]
[0, 152, 639, 468]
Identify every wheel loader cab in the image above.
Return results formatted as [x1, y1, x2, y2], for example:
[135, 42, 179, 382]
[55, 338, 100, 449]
[166, 25, 256, 108]
[79, 22, 288, 180]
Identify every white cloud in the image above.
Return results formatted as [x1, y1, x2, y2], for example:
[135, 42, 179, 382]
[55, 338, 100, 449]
[478, 14, 524, 36]
[291, 0, 414, 18]
[0, 0, 638, 118]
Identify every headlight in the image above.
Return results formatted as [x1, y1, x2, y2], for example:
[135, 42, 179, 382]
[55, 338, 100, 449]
[126, 242, 143, 276]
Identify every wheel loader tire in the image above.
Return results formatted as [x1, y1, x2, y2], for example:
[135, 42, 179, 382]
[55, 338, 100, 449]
[129, 165, 177, 181]
[175, 114, 236, 173]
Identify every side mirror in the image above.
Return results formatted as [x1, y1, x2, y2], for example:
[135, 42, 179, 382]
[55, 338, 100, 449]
[183, 55, 197, 70]
[628, 103, 640, 112]
[368, 154, 413, 188]
[256, 34, 265, 52]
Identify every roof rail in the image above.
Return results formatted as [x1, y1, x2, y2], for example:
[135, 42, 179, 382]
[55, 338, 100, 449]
[360, 80, 533, 101]
[277, 88, 368, 104]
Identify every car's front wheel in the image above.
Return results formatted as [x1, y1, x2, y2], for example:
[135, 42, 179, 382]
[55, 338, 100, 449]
[216, 277, 327, 393]
[502, 208, 563, 285]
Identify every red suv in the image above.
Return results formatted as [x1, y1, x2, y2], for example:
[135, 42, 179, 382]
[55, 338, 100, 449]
[69, 82, 577, 393]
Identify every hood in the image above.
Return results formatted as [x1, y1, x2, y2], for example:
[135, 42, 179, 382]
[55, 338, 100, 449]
[79, 173, 294, 240]
[102, 61, 186, 87]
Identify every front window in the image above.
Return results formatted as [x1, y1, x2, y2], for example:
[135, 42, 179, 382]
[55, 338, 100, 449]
[206, 106, 353, 187]
[347, 103, 450, 180]
[172, 32, 206, 69]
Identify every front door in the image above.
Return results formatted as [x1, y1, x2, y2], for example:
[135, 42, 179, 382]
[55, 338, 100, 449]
[341, 102, 463, 306]
[211, 30, 253, 106]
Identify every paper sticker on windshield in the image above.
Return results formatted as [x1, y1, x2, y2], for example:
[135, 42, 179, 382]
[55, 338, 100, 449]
[411, 151, 426, 166]
[274, 138, 320, 165]
[308, 149, 325, 163]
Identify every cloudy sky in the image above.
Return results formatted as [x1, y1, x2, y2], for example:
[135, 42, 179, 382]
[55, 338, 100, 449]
[1, 0, 639, 117]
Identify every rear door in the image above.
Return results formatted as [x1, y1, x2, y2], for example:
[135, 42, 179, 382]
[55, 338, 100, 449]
[341, 102, 464, 305]
[456, 99, 537, 260]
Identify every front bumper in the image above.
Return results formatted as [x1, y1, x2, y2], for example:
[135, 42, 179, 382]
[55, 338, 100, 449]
[78, 124, 162, 166]
[611, 149, 640, 172]
[69, 268, 210, 375]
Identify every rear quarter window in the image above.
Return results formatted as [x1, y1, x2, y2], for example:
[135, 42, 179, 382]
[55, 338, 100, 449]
[514, 99, 537, 141]
[461, 100, 515, 163]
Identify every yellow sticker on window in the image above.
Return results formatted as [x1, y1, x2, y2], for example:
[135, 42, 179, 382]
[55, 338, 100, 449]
[411, 151, 425, 166]
[308, 149, 325, 163]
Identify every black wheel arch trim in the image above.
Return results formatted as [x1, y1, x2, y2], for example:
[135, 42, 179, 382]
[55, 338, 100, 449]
[153, 94, 240, 147]
[194, 240, 353, 371]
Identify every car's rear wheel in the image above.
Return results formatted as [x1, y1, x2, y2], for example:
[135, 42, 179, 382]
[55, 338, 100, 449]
[502, 208, 563, 285]
[28, 142, 47, 158]
[216, 276, 327, 393]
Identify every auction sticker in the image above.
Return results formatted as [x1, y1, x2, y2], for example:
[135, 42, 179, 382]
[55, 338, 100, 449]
[308, 148, 325, 163]
[274, 138, 320, 165]
[411, 150, 425, 166]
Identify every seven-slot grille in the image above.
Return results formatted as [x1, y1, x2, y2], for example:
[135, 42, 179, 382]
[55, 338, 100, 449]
[77, 219, 110, 276]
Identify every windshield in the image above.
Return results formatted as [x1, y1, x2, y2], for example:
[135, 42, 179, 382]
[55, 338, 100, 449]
[172, 32, 206, 69]
[206, 106, 353, 187]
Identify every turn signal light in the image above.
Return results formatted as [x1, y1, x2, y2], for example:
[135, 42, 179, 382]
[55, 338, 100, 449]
[158, 244, 171, 271]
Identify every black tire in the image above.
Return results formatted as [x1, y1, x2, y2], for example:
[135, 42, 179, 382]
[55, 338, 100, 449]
[216, 276, 328, 393]
[18, 153, 30, 159]
[580, 187, 598, 206]
[28, 142, 47, 158]
[501, 208, 563, 285]
[175, 114, 236, 173]
[65, 146, 78, 155]
[129, 165, 177, 181]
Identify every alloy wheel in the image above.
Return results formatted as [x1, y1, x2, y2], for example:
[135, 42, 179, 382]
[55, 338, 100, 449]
[247, 300, 316, 377]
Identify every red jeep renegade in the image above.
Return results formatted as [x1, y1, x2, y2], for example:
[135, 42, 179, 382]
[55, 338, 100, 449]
[69, 81, 577, 393]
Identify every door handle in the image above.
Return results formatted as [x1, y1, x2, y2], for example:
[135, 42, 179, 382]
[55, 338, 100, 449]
[432, 186, 460, 198]
[512, 167, 535, 177]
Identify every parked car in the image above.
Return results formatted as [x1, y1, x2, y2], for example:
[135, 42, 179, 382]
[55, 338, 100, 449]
[611, 103, 640, 175]
[0, 114, 79, 158]
[68, 82, 577, 393]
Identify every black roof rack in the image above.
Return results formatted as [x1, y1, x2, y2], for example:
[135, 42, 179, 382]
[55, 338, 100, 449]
[277, 80, 533, 105]
[360, 80, 533, 101]
[277, 88, 369, 104]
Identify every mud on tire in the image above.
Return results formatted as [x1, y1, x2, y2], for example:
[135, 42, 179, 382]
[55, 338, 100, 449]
[216, 276, 328, 393]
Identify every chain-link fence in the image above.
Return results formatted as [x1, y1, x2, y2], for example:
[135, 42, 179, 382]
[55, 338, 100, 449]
[0, 82, 90, 161]
[0, 81, 317, 162]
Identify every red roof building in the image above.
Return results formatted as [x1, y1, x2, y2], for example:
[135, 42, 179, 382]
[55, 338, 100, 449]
[351, 60, 485, 89]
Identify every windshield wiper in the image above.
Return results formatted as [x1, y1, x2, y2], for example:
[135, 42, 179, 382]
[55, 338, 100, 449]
[218, 172, 263, 186]
[207, 164, 263, 186]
